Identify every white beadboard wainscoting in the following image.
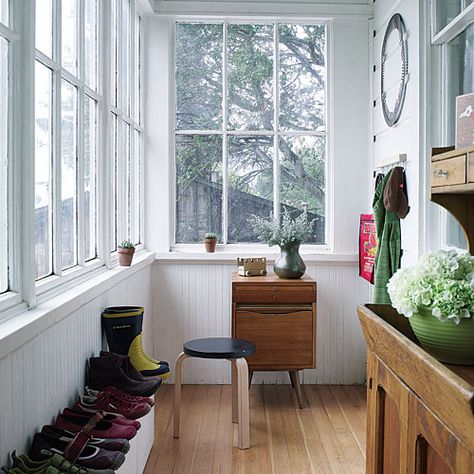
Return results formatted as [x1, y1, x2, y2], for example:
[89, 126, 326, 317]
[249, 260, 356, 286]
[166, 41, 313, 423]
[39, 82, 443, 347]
[152, 260, 370, 385]
[0, 263, 154, 469]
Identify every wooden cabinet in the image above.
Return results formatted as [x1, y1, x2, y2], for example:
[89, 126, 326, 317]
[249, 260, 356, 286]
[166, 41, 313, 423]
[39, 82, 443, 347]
[358, 304, 474, 474]
[232, 273, 316, 407]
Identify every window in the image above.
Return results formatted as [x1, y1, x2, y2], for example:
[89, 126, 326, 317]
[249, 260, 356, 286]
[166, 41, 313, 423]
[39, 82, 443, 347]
[174, 22, 327, 245]
[431, 3, 474, 249]
[0, 5, 10, 294]
[110, 0, 143, 251]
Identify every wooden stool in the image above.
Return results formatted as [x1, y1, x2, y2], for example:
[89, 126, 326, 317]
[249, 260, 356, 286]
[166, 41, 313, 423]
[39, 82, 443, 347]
[173, 337, 256, 449]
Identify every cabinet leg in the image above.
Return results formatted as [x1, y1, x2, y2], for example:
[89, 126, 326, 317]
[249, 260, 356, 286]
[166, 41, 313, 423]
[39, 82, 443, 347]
[289, 371, 305, 409]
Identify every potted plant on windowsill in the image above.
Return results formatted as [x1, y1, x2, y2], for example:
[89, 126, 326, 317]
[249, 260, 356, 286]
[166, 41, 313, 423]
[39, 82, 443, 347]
[118, 240, 136, 266]
[204, 233, 217, 253]
[250, 209, 314, 279]
[387, 248, 474, 365]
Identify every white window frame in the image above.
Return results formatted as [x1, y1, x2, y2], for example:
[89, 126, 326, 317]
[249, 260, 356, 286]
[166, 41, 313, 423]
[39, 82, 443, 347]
[0, 0, 146, 317]
[172, 18, 330, 251]
[428, 1, 474, 250]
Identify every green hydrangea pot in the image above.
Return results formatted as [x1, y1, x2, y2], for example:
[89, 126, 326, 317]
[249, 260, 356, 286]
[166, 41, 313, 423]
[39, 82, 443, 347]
[409, 308, 474, 365]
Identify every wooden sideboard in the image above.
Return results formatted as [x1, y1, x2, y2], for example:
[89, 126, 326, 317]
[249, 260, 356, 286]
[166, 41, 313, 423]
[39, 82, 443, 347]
[231, 272, 317, 408]
[358, 304, 474, 473]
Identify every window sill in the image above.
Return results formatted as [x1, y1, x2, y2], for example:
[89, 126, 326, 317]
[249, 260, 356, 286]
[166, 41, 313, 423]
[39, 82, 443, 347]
[155, 250, 358, 264]
[0, 251, 155, 361]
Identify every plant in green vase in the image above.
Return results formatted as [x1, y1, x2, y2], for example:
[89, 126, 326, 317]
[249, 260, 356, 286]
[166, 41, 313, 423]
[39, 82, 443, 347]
[250, 209, 315, 279]
[387, 248, 474, 365]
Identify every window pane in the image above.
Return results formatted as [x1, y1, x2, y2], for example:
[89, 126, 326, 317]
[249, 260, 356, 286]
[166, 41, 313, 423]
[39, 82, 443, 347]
[279, 136, 325, 244]
[227, 24, 274, 131]
[35, 62, 53, 279]
[175, 135, 222, 243]
[61, 80, 77, 269]
[228, 136, 273, 243]
[121, 0, 131, 114]
[175, 22, 223, 130]
[131, 130, 141, 244]
[111, 0, 118, 106]
[124, 123, 131, 241]
[110, 113, 117, 251]
[279, 24, 326, 132]
[0, 38, 8, 292]
[134, 12, 140, 122]
[0, 0, 8, 26]
[84, 0, 98, 90]
[434, 0, 462, 34]
[35, 0, 53, 57]
[62, 0, 78, 74]
[84, 96, 97, 261]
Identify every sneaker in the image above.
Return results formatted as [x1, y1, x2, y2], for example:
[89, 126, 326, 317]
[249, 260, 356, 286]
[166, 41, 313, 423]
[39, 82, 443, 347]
[8, 451, 88, 474]
[85, 385, 154, 407]
[75, 393, 150, 420]
[62, 407, 141, 430]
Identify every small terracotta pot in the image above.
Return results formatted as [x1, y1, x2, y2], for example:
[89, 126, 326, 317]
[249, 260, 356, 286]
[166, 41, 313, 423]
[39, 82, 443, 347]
[204, 238, 217, 253]
[118, 247, 135, 266]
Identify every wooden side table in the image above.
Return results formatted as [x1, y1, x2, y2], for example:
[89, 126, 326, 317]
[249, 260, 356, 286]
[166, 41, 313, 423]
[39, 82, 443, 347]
[231, 272, 317, 408]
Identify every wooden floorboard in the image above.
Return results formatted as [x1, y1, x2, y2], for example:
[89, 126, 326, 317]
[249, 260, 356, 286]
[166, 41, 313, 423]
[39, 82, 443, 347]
[143, 384, 366, 474]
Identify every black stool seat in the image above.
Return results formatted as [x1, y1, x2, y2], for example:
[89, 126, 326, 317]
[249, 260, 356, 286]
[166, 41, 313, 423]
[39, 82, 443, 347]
[183, 337, 256, 359]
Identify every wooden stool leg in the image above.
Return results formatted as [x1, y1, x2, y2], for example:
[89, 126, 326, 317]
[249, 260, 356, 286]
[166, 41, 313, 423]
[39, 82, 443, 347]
[289, 371, 305, 409]
[249, 370, 254, 387]
[236, 358, 250, 449]
[231, 359, 238, 423]
[174, 352, 189, 438]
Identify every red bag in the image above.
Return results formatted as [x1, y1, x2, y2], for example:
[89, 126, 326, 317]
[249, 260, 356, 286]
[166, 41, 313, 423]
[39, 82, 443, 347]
[359, 214, 376, 284]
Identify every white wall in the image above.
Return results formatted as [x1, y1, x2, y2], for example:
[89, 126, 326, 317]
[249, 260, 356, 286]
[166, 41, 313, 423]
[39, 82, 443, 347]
[372, 0, 423, 265]
[0, 265, 154, 468]
[153, 260, 369, 384]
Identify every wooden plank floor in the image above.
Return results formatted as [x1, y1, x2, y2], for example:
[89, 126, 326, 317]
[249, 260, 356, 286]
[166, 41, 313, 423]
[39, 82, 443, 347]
[143, 384, 367, 474]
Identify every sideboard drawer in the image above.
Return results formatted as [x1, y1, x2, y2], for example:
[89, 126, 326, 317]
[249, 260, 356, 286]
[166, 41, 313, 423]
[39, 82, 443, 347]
[232, 283, 316, 304]
[431, 155, 466, 187]
[234, 306, 314, 368]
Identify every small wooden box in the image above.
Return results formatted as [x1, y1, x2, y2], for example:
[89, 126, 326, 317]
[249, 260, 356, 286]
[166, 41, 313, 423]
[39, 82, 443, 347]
[237, 257, 267, 277]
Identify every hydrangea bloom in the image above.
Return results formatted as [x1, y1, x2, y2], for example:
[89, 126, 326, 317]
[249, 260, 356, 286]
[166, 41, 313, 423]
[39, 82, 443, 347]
[387, 248, 474, 324]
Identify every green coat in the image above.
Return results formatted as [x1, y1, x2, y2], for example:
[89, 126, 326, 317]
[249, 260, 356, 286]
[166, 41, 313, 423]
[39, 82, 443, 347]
[373, 172, 401, 304]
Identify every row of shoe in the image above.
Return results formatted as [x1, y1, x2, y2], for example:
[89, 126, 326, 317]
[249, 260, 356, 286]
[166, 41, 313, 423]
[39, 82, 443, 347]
[3, 306, 170, 474]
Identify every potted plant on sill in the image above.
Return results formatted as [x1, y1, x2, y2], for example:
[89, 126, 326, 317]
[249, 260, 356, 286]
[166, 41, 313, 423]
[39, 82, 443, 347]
[118, 240, 136, 266]
[204, 233, 217, 253]
[387, 248, 474, 365]
[250, 209, 314, 279]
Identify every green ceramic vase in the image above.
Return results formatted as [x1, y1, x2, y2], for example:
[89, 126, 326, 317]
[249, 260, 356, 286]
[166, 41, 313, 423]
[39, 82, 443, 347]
[273, 241, 306, 279]
[408, 308, 474, 365]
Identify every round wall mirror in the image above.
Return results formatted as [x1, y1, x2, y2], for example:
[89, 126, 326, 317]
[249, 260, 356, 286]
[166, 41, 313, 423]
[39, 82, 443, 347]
[381, 13, 408, 127]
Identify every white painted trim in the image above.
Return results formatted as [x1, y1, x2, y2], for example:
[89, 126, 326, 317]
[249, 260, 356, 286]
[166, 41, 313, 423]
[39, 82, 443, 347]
[432, 2, 474, 45]
[0, 251, 155, 361]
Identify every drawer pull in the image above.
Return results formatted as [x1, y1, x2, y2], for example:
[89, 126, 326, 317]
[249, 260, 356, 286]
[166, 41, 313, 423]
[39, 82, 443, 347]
[434, 169, 449, 177]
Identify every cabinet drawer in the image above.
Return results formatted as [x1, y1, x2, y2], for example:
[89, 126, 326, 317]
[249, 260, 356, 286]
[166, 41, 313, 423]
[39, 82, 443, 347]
[234, 306, 314, 368]
[431, 155, 466, 187]
[233, 283, 316, 304]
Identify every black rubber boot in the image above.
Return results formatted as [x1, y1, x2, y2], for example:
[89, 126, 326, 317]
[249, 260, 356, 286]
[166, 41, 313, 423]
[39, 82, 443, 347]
[101, 306, 171, 379]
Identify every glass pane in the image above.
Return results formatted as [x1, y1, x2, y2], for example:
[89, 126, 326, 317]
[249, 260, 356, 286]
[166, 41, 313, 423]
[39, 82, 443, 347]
[124, 123, 131, 241]
[84, 0, 98, 89]
[110, 113, 117, 251]
[35, 62, 53, 279]
[131, 130, 141, 244]
[84, 96, 97, 261]
[134, 12, 140, 122]
[62, 0, 78, 74]
[435, 0, 462, 34]
[175, 22, 223, 130]
[228, 136, 273, 243]
[0, 38, 8, 292]
[111, 0, 118, 106]
[0, 0, 8, 26]
[61, 80, 77, 269]
[279, 135, 325, 244]
[35, 0, 53, 57]
[121, 0, 131, 114]
[175, 135, 222, 243]
[279, 24, 326, 131]
[227, 24, 274, 131]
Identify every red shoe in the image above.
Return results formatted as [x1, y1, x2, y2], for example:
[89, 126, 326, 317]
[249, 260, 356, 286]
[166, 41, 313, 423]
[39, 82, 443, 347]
[87, 386, 154, 407]
[56, 413, 137, 440]
[63, 407, 141, 430]
[75, 393, 151, 420]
